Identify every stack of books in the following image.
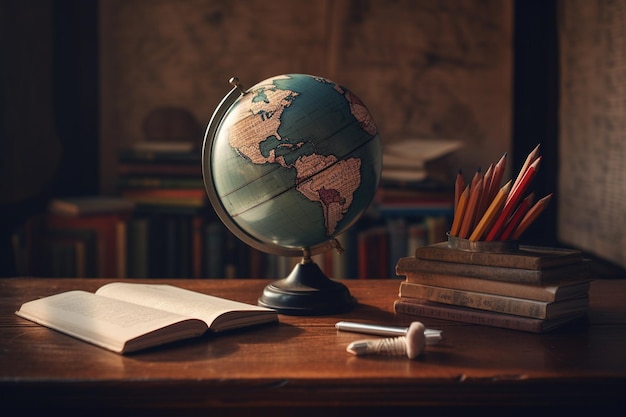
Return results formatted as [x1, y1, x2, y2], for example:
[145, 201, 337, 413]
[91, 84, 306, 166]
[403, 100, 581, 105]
[117, 142, 207, 209]
[37, 196, 135, 278]
[116, 142, 268, 279]
[394, 242, 592, 332]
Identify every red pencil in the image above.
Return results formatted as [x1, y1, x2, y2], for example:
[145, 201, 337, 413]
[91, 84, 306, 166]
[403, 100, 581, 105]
[499, 193, 534, 241]
[485, 157, 541, 241]
[507, 144, 540, 205]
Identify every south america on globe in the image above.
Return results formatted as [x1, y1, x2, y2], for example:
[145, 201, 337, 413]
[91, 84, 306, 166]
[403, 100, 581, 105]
[202, 73, 382, 315]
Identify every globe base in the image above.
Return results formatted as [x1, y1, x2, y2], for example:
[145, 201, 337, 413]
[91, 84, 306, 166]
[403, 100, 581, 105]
[258, 260, 355, 315]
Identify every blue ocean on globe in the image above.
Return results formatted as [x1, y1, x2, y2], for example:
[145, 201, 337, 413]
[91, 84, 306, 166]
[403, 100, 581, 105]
[206, 73, 381, 254]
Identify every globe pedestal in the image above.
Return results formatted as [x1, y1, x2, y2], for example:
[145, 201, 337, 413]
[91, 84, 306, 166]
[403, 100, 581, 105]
[258, 256, 355, 316]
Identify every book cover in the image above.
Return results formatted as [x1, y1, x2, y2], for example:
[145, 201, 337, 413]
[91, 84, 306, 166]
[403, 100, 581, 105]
[15, 282, 278, 354]
[48, 196, 135, 216]
[395, 256, 590, 285]
[394, 297, 587, 333]
[397, 282, 589, 319]
[413, 242, 584, 270]
[399, 274, 591, 302]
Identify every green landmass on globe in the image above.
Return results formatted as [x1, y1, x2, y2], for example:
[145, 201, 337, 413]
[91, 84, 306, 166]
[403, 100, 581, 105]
[204, 73, 382, 255]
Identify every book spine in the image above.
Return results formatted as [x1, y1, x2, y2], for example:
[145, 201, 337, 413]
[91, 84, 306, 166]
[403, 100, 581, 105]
[413, 244, 583, 269]
[393, 299, 545, 332]
[117, 177, 205, 189]
[396, 256, 544, 283]
[413, 246, 542, 268]
[357, 226, 389, 279]
[398, 273, 559, 302]
[398, 283, 550, 319]
[118, 163, 202, 176]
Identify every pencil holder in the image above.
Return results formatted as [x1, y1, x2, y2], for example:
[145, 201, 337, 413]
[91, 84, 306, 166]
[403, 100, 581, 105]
[447, 233, 519, 253]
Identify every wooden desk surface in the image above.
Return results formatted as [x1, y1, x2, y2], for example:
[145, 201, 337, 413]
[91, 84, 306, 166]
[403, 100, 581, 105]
[1, 277, 625, 414]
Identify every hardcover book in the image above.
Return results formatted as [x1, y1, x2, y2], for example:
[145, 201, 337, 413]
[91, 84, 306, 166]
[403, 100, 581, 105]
[48, 196, 135, 216]
[398, 275, 591, 302]
[395, 256, 590, 285]
[413, 242, 583, 270]
[397, 282, 589, 319]
[15, 282, 278, 354]
[394, 297, 586, 333]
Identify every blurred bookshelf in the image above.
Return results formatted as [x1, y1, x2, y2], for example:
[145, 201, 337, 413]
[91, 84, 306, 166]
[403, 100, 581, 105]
[12, 140, 454, 280]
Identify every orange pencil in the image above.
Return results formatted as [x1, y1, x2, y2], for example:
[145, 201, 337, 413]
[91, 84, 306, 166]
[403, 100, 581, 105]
[450, 185, 469, 237]
[458, 177, 483, 239]
[469, 180, 511, 241]
[499, 193, 534, 241]
[485, 157, 541, 241]
[512, 193, 553, 240]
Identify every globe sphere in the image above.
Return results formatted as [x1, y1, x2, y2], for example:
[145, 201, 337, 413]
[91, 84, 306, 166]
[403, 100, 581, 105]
[202, 74, 381, 258]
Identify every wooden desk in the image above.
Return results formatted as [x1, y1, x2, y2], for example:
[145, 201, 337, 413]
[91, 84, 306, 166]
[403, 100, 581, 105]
[1, 278, 625, 415]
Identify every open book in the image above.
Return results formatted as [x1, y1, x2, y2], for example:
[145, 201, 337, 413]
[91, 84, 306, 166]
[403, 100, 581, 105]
[15, 282, 279, 354]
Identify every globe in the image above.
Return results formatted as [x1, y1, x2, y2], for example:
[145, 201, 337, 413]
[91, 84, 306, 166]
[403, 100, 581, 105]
[202, 74, 382, 315]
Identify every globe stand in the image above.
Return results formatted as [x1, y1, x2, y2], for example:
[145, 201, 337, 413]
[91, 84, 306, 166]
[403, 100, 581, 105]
[258, 249, 355, 316]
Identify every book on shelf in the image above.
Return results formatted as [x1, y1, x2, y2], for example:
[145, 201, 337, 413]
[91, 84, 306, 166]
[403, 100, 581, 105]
[118, 145, 201, 162]
[413, 242, 584, 270]
[128, 141, 197, 153]
[117, 163, 202, 177]
[48, 196, 135, 216]
[40, 229, 98, 278]
[381, 138, 462, 186]
[126, 211, 205, 279]
[394, 297, 586, 333]
[117, 176, 205, 189]
[397, 281, 589, 320]
[398, 274, 591, 303]
[120, 188, 208, 208]
[45, 211, 132, 278]
[395, 256, 590, 285]
[15, 282, 278, 354]
[357, 225, 389, 279]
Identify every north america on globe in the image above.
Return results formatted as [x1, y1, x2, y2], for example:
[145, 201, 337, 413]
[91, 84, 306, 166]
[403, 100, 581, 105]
[224, 75, 377, 237]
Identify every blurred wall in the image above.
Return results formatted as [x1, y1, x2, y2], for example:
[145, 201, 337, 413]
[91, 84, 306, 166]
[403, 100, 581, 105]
[99, 0, 513, 194]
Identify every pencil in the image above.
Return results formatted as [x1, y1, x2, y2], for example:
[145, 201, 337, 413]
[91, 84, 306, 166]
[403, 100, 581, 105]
[508, 144, 540, 205]
[511, 193, 553, 240]
[454, 169, 465, 210]
[476, 163, 494, 221]
[489, 152, 507, 202]
[468, 180, 511, 241]
[485, 157, 541, 241]
[458, 177, 483, 239]
[450, 185, 469, 237]
[499, 192, 534, 241]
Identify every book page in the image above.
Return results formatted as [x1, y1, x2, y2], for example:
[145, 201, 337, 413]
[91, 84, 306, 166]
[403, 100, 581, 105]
[15, 291, 206, 353]
[559, 1, 626, 268]
[95, 283, 277, 331]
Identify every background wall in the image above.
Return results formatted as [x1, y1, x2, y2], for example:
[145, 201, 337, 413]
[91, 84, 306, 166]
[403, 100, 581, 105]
[558, 0, 626, 269]
[99, 0, 513, 194]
